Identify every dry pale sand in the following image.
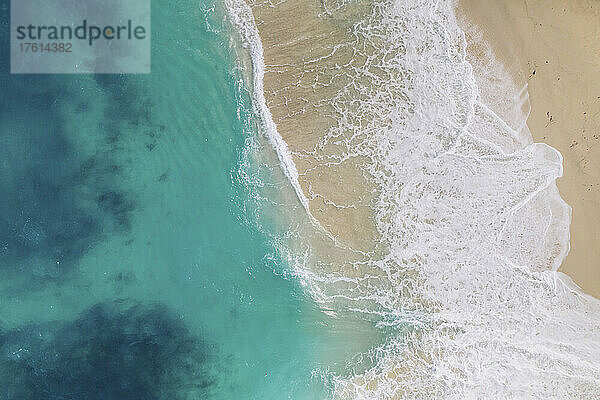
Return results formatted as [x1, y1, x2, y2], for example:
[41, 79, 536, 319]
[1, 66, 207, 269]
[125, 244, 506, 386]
[458, 0, 600, 298]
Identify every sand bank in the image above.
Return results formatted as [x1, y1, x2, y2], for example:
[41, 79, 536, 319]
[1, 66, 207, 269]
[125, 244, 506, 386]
[458, 0, 600, 298]
[247, 0, 379, 255]
[237, 1, 600, 396]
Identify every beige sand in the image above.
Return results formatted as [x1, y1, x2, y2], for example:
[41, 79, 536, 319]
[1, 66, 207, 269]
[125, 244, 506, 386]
[249, 0, 378, 253]
[242, 1, 600, 396]
[246, 0, 600, 295]
[457, 0, 600, 298]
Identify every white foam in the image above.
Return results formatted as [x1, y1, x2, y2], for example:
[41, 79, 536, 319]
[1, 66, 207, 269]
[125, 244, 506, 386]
[223, 0, 313, 217]
[227, 0, 600, 398]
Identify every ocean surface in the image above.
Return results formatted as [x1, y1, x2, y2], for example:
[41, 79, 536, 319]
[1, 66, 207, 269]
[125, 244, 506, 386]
[3, 0, 600, 399]
[0, 1, 382, 398]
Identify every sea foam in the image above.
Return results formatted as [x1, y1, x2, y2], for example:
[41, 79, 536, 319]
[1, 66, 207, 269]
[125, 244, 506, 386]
[224, 0, 317, 220]
[228, 0, 600, 398]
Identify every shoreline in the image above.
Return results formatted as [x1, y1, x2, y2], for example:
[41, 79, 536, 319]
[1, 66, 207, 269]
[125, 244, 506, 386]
[240, 0, 381, 255]
[225, 0, 387, 317]
[457, 0, 600, 299]
[228, 0, 600, 396]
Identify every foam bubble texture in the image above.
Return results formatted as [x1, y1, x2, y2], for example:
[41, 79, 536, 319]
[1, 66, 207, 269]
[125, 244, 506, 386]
[227, 0, 600, 398]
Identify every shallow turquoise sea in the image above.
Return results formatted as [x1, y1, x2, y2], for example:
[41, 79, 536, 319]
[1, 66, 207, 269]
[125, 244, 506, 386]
[0, 1, 379, 398]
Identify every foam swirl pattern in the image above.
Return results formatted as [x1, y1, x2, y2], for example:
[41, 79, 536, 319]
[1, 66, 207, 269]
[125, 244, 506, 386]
[228, 0, 600, 398]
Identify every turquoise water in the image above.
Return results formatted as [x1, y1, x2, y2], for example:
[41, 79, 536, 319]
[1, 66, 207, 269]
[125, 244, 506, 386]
[0, 1, 380, 398]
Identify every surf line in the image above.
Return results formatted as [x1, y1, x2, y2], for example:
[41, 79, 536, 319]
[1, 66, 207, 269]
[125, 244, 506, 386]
[224, 0, 339, 241]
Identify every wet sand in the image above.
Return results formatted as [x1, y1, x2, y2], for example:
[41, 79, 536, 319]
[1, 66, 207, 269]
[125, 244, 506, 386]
[248, 0, 600, 298]
[458, 0, 600, 298]
[239, 1, 600, 396]
[248, 0, 379, 254]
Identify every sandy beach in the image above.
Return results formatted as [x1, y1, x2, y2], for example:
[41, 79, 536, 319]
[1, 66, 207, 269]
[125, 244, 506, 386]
[246, 0, 600, 299]
[458, 0, 600, 298]
[236, 0, 600, 396]
[248, 0, 379, 255]
[248, 0, 600, 299]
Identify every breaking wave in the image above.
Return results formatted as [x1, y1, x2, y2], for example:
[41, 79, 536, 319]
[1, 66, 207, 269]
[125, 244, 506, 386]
[227, 0, 600, 398]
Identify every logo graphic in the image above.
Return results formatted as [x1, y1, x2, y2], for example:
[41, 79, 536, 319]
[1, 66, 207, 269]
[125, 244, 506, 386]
[11, 0, 151, 74]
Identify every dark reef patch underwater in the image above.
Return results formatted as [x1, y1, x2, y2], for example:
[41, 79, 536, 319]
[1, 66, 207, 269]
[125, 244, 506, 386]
[0, 0, 161, 284]
[0, 74, 140, 282]
[0, 68, 155, 283]
[0, 301, 218, 399]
